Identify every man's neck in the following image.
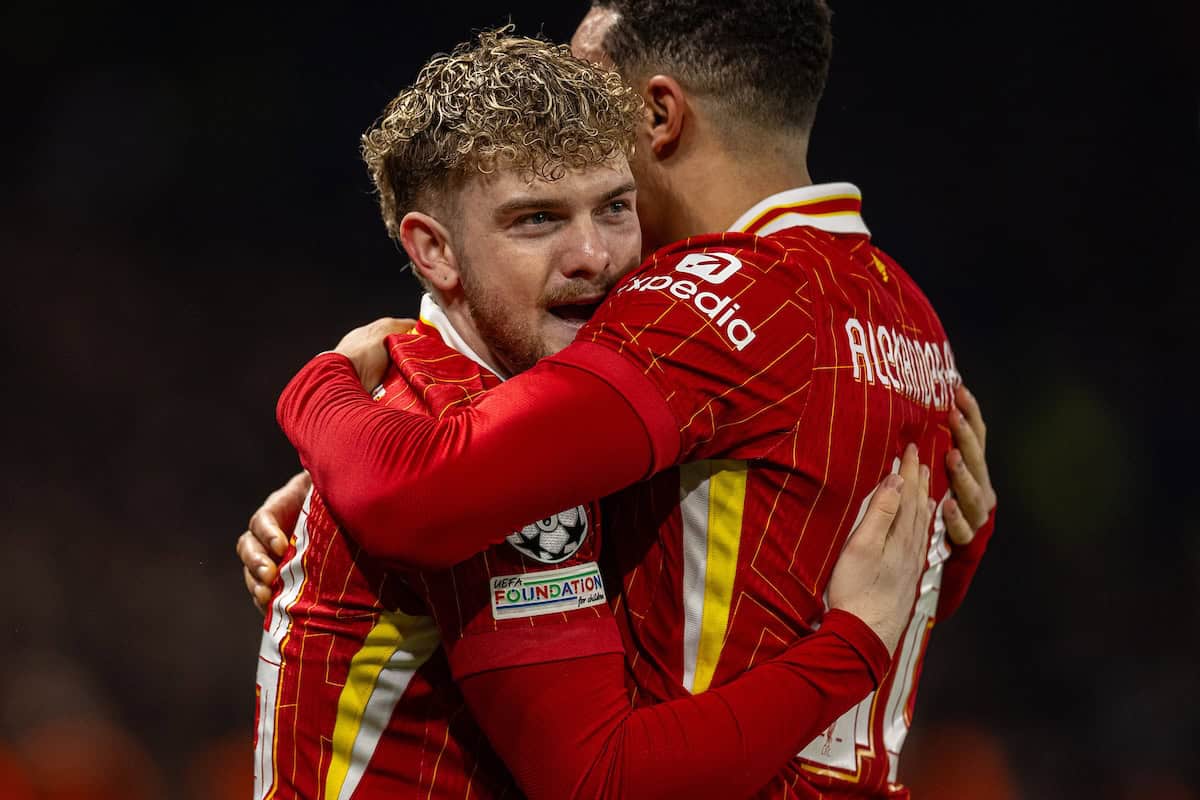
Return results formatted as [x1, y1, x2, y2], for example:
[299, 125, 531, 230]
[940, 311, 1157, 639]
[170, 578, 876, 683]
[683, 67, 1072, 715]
[662, 132, 814, 240]
[425, 293, 509, 379]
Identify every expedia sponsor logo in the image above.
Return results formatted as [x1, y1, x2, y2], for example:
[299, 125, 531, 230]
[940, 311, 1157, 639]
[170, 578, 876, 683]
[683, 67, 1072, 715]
[616, 252, 757, 350]
[489, 562, 607, 620]
[674, 251, 743, 284]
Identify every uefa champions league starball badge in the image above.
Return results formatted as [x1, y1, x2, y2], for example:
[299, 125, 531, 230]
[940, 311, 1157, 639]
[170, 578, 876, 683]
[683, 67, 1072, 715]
[506, 505, 589, 564]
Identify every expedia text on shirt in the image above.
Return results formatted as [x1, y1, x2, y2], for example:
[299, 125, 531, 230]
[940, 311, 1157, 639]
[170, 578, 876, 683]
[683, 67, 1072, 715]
[616, 252, 757, 351]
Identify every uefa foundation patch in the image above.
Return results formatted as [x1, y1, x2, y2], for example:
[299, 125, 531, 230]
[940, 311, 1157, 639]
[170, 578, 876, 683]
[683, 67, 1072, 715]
[490, 562, 607, 620]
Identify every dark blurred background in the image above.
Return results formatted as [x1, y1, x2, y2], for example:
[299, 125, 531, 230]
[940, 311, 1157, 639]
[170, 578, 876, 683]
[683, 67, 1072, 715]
[2, 1, 1197, 798]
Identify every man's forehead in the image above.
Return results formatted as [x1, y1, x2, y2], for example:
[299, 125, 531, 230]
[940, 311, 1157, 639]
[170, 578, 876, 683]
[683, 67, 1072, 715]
[571, 6, 619, 68]
[468, 158, 633, 200]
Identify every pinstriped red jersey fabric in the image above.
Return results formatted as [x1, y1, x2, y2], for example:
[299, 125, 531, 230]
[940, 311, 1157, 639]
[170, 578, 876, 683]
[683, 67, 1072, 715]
[254, 322, 615, 799]
[378, 324, 619, 685]
[577, 200, 963, 797]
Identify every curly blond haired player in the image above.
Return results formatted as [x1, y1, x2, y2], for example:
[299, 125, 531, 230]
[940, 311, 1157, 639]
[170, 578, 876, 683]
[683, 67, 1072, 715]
[251, 29, 939, 800]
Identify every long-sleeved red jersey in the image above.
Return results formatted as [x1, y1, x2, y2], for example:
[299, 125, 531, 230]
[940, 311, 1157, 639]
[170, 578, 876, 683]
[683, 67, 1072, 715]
[258, 307, 892, 799]
[279, 183, 994, 797]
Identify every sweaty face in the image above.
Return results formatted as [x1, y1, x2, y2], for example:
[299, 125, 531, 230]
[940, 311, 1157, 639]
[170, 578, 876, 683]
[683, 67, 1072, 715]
[452, 158, 641, 375]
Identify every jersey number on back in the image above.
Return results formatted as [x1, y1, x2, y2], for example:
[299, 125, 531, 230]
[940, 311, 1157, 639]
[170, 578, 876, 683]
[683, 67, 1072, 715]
[796, 477, 950, 785]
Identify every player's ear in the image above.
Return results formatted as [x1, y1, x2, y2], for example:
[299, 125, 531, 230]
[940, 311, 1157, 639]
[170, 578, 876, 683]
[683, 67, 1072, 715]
[643, 74, 687, 158]
[399, 211, 461, 293]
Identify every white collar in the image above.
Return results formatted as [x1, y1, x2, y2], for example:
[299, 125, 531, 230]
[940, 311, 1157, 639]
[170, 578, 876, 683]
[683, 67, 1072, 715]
[727, 182, 871, 237]
[418, 293, 508, 380]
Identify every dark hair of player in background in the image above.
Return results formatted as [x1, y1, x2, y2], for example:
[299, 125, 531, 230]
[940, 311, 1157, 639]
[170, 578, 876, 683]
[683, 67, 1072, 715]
[592, 0, 833, 132]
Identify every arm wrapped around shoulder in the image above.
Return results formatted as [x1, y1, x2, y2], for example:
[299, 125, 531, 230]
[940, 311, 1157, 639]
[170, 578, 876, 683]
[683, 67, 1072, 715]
[276, 351, 656, 568]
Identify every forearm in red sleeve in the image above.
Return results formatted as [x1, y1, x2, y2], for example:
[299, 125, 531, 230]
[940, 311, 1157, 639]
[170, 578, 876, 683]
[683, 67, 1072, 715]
[937, 506, 996, 621]
[458, 610, 891, 800]
[276, 350, 677, 569]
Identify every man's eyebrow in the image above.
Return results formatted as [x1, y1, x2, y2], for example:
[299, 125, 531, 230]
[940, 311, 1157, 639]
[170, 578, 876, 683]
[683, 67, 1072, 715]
[599, 181, 637, 202]
[493, 195, 570, 218]
[492, 181, 637, 218]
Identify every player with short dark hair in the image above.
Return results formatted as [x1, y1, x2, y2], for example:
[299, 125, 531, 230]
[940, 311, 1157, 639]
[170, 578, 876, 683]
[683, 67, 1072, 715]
[275, 2, 997, 798]
[597, 0, 832, 128]
[575, 0, 837, 256]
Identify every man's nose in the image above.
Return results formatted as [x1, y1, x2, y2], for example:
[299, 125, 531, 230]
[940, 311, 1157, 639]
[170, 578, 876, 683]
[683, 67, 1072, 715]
[561, 218, 610, 279]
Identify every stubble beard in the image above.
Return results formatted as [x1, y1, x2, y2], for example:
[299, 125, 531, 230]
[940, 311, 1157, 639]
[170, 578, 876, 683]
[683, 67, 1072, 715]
[458, 259, 546, 376]
[459, 257, 622, 377]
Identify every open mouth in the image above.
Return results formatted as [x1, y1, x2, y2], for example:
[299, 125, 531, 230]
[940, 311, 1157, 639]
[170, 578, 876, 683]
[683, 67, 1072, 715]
[547, 299, 603, 324]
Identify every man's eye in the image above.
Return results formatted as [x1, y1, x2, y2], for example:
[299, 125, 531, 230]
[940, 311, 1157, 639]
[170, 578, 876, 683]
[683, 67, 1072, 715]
[519, 211, 554, 226]
[607, 200, 630, 214]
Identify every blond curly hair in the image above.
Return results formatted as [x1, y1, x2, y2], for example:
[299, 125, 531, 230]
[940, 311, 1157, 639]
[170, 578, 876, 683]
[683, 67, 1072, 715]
[362, 28, 642, 242]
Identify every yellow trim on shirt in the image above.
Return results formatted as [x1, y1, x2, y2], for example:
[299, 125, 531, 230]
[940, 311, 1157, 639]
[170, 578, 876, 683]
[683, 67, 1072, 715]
[324, 612, 406, 799]
[693, 460, 748, 693]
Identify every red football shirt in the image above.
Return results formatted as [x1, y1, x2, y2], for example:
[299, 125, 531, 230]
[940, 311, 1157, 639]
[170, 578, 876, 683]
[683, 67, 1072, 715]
[276, 183, 993, 799]
[254, 313, 618, 799]
[578, 184, 963, 796]
[254, 491, 513, 800]
[376, 317, 622, 684]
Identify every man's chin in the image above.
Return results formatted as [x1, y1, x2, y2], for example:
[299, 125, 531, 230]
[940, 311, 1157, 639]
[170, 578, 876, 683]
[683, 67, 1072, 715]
[542, 317, 587, 355]
[556, 317, 588, 334]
